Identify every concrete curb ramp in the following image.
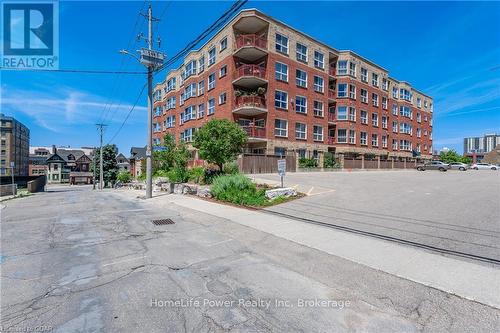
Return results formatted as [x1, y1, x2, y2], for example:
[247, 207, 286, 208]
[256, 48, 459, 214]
[167, 195, 500, 310]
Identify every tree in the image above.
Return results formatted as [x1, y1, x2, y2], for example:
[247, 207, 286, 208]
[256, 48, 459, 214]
[117, 170, 132, 183]
[439, 149, 471, 164]
[153, 133, 177, 173]
[193, 119, 247, 171]
[91, 144, 119, 187]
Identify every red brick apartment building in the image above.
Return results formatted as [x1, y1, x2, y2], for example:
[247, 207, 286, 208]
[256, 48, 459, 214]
[152, 9, 433, 164]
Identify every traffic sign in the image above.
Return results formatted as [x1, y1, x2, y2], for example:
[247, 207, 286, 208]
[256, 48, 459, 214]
[139, 48, 164, 68]
[277, 159, 286, 176]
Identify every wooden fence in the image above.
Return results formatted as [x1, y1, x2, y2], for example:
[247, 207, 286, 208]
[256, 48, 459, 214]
[237, 154, 296, 174]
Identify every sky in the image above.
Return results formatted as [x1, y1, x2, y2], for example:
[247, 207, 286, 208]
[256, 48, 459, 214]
[2, 1, 500, 155]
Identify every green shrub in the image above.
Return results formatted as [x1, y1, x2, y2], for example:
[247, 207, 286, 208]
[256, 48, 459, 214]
[117, 170, 132, 183]
[299, 157, 318, 168]
[203, 165, 221, 184]
[211, 174, 267, 206]
[154, 169, 170, 178]
[323, 152, 340, 169]
[223, 162, 240, 175]
[167, 166, 189, 183]
[188, 166, 204, 184]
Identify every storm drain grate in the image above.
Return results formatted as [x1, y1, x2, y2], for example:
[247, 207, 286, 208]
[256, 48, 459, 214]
[151, 218, 175, 226]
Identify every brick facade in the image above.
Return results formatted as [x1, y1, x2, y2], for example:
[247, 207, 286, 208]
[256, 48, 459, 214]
[152, 9, 433, 160]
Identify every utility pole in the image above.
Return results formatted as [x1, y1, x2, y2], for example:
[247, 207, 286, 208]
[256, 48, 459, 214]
[96, 123, 107, 190]
[92, 146, 97, 190]
[121, 5, 163, 199]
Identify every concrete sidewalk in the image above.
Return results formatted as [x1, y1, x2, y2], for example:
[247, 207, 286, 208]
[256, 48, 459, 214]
[163, 194, 500, 309]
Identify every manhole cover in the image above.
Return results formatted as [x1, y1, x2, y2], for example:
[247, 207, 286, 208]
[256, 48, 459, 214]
[152, 218, 175, 226]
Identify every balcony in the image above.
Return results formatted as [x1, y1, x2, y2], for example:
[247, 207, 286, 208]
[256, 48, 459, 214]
[328, 137, 335, 145]
[233, 95, 267, 116]
[328, 90, 336, 100]
[241, 126, 267, 142]
[233, 64, 267, 89]
[328, 113, 336, 123]
[234, 34, 268, 62]
[329, 68, 336, 76]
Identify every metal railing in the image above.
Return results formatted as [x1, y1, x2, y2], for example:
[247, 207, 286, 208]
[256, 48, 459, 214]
[235, 95, 266, 109]
[235, 64, 266, 79]
[241, 126, 266, 138]
[235, 34, 267, 49]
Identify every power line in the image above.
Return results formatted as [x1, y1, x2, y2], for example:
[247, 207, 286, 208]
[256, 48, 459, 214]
[154, 0, 247, 74]
[99, 0, 149, 125]
[0, 68, 146, 74]
[106, 83, 147, 145]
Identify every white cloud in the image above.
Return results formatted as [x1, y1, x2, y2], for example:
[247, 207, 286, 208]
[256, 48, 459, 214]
[1, 85, 146, 133]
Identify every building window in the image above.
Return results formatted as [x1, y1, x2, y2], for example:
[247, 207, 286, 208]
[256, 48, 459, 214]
[360, 132, 367, 145]
[208, 47, 216, 66]
[208, 73, 216, 90]
[198, 104, 205, 118]
[372, 113, 378, 127]
[361, 89, 368, 103]
[382, 116, 387, 129]
[296, 43, 308, 62]
[349, 62, 356, 76]
[416, 112, 421, 123]
[348, 107, 356, 121]
[198, 56, 205, 73]
[314, 76, 324, 92]
[275, 90, 288, 109]
[296, 69, 307, 88]
[314, 51, 324, 69]
[417, 97, 422, 108]
[313, 125, 324, 141]
[338, 83, 347, 98]
[337, 60, 347, 75]
[349, 130, 356, 144]
[219, 65, 227, 78]
[372, 93, 379, 107]
[220, 37, 227, 51]
[392, 87, 398, 98]
[219, 92, 227, 105]
[382, 97, 388, 110]
[337, 106, 347, 120]
[275, 119, 288, 137]
[399, 106, 412, 118]
[198, 81, 205, 95]
[392, 139, 398, 150]
[349, 85, 356, 99]
[337, 129, 347, 143]
[313, 100, 324, 117]
[371, 134, 378, 147]
[400, 122, 412, 134]
[167, 77, 176, 92]
[392, 104, 398, 115]
[275, 147, 286, 157]
[382, 135, 388, 148]
[382, 78, 388, 91]
[208, 98, 215, 115]
[275, 33, 289, 54]
[361, 68, 368, 82]
[295, 96, 307, 114]
[392, 121, 398, 133]
[400, 140, 411, 151]
[360, 110, 368, 124]
[275, 62, 288, 82]
[372, 73, 379, 87]
[416, 128, 421, 138]
[295, 122, 307, 140]
[400, 88, 411, 101]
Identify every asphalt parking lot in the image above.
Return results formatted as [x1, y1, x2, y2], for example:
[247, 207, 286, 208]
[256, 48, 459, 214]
[253, 170, 500, 262]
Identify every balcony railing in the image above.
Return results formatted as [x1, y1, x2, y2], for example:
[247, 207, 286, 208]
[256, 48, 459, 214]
[328, 113, 336, 123]
[328, 137, 335, 145]
[235, 64, 266, 79]
[235, 34, 267, 50]
[235, 95, 266, 109]
[329, 68, 336, 76]
[328, 90, 336, 100]
[241, 126, 266, 138]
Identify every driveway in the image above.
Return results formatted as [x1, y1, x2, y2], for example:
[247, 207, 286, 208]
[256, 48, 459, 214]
[254, 170, 500, 262]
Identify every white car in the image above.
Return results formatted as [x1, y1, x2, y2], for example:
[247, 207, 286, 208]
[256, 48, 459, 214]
[471, 163, 498, 170]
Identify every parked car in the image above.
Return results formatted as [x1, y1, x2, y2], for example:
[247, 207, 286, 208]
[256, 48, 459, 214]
[448, 162, 469, 171]
[416, 161, 450, 171]
[471, 163, 498, 170]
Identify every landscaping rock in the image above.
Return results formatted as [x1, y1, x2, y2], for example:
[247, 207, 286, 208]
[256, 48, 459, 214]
[182, 184, 198, 194]
[265, 187, 297, 200]
[173, 183, 185, 194]
[197, 187, 212, 198]
[154, 177, 169, 185]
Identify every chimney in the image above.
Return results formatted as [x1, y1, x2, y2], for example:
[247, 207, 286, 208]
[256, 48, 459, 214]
[52, 145, 56, 154]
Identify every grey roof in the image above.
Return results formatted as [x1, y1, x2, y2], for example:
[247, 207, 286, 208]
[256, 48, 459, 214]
[47, 149, 90, 163]
[116, 153, 129, 163]
[130, 147, 146, 160]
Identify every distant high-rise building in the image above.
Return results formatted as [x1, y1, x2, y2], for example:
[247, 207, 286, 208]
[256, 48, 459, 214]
[463, 133, 500, 163]
[0, 114, 30, 176]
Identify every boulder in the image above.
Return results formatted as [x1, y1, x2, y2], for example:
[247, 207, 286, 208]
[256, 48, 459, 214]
[265, 187, 297, 200]
[182, 184, 197, 195]
[197, 187, 212, 198]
